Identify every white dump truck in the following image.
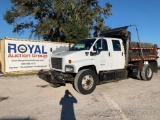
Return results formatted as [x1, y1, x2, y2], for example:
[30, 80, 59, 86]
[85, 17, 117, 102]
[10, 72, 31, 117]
[38, 25, 159, 95]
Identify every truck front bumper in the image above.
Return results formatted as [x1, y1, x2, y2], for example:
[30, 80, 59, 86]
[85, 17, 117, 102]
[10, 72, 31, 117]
[38, 70, 74, 86]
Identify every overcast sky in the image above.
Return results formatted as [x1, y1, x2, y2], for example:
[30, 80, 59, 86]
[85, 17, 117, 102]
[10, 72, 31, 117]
[0, 0, 160, 47]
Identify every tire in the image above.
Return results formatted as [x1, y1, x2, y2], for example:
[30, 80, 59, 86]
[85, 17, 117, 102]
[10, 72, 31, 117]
[74, 69, 97, 95]
[136, 70, 143, 80]
[141, 65, 153, 81]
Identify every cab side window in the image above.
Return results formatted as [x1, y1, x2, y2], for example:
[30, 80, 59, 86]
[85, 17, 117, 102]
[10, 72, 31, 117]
[93, 39, 108, 51]
[112, 40, 121, 51]
[102, 39, 108, 51]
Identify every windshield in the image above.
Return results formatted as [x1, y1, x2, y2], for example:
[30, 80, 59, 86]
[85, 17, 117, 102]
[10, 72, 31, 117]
[69, 39, 96, 51]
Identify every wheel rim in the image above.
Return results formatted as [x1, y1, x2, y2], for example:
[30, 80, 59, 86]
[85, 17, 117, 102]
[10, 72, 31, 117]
[147, 68, 152, 78]
[82, 75, 94, 90]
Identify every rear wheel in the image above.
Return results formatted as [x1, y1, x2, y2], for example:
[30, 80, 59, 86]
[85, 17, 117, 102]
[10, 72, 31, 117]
[141, 65, 153, 81]
[74, 69, 97, 95]
[136, 70, 143, 80]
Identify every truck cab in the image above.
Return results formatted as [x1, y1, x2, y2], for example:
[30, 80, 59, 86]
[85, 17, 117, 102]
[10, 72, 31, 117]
[50, 38, 125, 73]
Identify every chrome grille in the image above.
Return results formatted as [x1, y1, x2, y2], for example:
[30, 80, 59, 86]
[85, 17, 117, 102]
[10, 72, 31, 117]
[51, 58, 62, 69]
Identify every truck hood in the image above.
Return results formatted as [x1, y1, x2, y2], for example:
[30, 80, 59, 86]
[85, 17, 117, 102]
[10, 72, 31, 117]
[52, 51, 77, 57]
[51, 50, 91, 62]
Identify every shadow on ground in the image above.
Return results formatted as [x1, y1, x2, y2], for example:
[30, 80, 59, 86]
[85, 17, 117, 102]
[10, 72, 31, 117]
[0, 96, 9, 102]
[60, 90, 77, 120]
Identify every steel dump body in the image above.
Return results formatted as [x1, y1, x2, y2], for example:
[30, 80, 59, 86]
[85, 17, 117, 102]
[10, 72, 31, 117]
[129, 42, 158, 62]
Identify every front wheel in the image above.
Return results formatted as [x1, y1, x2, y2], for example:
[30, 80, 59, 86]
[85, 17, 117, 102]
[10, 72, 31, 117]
[74, 69, 97, 95]
[141, 65, 153, 81]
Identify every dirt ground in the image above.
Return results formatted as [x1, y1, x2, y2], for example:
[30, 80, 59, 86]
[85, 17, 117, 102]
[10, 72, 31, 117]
[0, 71, 160, 120]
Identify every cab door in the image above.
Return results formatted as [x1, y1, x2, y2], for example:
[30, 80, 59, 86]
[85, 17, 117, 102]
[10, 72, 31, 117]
[91, 38, 112, 71]
[109, 39, 125, 70]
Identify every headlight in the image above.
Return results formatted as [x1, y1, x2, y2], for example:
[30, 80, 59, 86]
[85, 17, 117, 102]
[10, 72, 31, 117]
[65, 65, 74, 72]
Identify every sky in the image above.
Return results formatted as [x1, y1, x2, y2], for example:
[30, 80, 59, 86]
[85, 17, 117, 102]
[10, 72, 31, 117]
[0, 0, 160, 47]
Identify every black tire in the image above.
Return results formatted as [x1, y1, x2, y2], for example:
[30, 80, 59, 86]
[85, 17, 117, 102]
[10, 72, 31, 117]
[141, 65, 153, 81]
[74, 69, 97, 95]
[136, 70, 143, 80]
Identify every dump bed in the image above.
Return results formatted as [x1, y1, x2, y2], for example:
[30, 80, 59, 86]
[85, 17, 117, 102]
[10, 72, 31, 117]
[129, 42, 158, 62]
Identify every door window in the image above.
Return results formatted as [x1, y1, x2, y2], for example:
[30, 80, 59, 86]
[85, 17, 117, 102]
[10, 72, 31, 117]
[93, 39, 108, 51]
[112, 40, 121, 51]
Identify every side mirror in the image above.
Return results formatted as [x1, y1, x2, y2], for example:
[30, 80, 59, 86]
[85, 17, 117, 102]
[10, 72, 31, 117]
[50, 48, 53, 52]
[98, 48, 102, 53]
[90, 51, 97, 56]
[90, 48, 102, 56]
[69, 43, 71, 50]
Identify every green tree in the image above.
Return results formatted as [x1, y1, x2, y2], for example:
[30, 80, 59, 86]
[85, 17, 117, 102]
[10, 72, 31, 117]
[4, 0, 112, 42]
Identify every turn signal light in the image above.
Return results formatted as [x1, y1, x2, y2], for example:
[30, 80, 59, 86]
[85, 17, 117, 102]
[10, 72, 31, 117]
[68, 60, 72, 63]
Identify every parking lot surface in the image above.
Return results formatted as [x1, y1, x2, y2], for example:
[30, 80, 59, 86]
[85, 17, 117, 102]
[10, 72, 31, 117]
[0, 71, 160, 120]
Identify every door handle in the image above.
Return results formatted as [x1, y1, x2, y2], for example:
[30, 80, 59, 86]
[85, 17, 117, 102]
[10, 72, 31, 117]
[122, 52, 123, 56]
[109, 52, 110, 57]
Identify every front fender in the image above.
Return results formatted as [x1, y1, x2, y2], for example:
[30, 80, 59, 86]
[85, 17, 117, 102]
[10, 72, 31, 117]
[71, 59, 95, 73]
